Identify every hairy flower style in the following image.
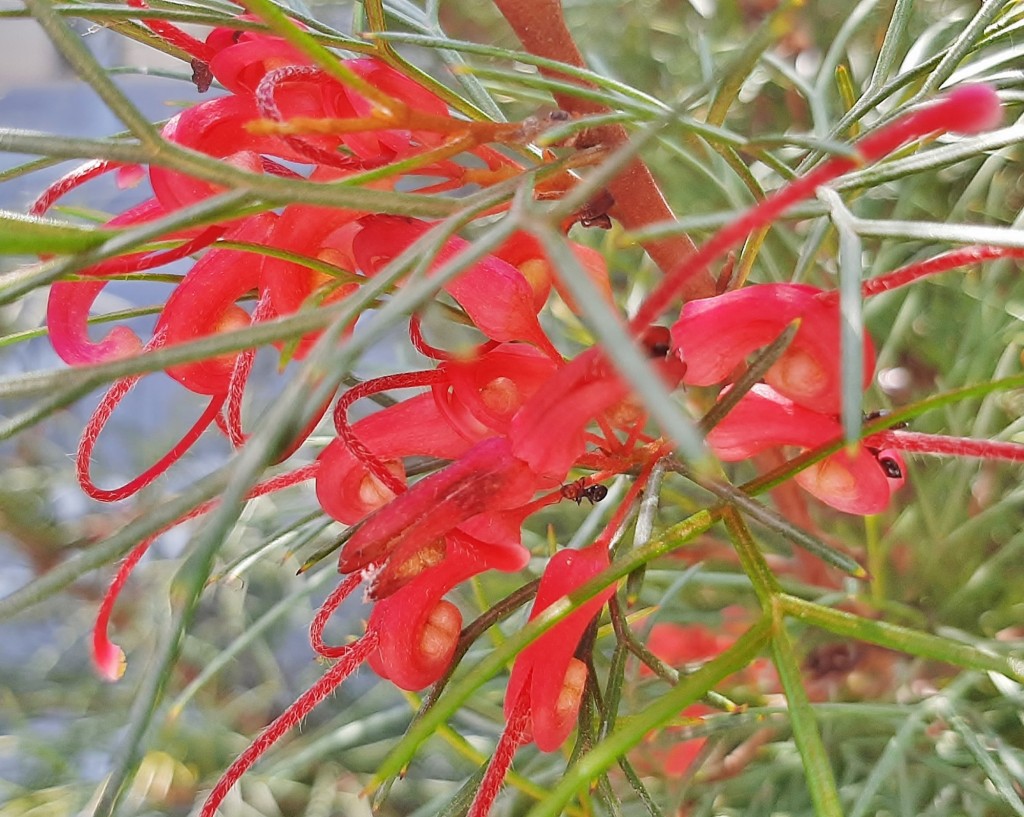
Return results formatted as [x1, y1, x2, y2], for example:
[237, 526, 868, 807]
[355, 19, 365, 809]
[202, 530, 528, 814]
[639, 84, 1001, 331]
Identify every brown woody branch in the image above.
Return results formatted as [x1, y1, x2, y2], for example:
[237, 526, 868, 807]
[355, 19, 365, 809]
[492, 0, 715, 301]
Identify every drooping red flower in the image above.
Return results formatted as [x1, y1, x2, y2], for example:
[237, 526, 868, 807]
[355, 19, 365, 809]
[351, 215, 563, 359]
[154, 212, 279, 395]
[504, 543, 615, 751]
[706, 384, 905, 514]
[337, 435, 543, 575]
[671, 283, 874, 415]
[508, 330, 685, 481]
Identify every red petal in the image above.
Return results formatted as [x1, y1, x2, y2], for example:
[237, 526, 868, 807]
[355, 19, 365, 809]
[155, 213, 276, 395]
[706, 384, 842, 460]
[505, 544, 614, 752]
[337, 436, 540, 573]
[316, 393, 477, 524]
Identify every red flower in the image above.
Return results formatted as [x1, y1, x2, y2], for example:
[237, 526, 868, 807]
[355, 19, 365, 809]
[155, 213, 279, 395]
[367, 534, 516, 690]
[707, 384, 905, 514]
[352, 215, 562, 359]
[671, 283, 873, 414]
[504, 543, 615, 751]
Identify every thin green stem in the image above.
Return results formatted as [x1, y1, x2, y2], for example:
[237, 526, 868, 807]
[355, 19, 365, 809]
[769, 600, 845, 817]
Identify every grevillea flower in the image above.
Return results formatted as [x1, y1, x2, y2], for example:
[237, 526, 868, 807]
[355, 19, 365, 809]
[366, 533, 523, 690]
[317, 391, 473, 523]
[671, 283, 874, 415]
[201, 525, 531, 815]
[504, 543, 614, 751]
[259, 195, 364, 357]
[508, 330, 685, 481]
[707, 384, 905, 514]
[38, 20, 1017, 813]
[38, 193, 224, 366]
[337, 435, 543, 575]
[155, 212, 279, 395]
[316, 342, 560, 524]
[150, 94, 303, 211]
[330, 327, 681, 589]
[464, 542, 619, 817]
[351, 215, 562, 359]
[493, 229, 614, 313]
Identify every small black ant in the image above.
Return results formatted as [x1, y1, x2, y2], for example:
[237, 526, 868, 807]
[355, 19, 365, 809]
[863, 409, 909, 430]
[560, 478, 609, 505]
[866, 446, 904, 479]
[876, 454, 903, 479]
[641, 326, 672, 359]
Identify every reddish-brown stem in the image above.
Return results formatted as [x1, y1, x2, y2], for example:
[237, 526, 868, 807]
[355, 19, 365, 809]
[490, 0, 709, 296]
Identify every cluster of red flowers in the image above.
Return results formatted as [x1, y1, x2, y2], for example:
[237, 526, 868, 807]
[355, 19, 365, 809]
[33, 6, 1024, 813]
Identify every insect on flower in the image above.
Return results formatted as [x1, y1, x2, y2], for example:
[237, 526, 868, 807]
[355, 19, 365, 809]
[560, 477, 609, 504]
